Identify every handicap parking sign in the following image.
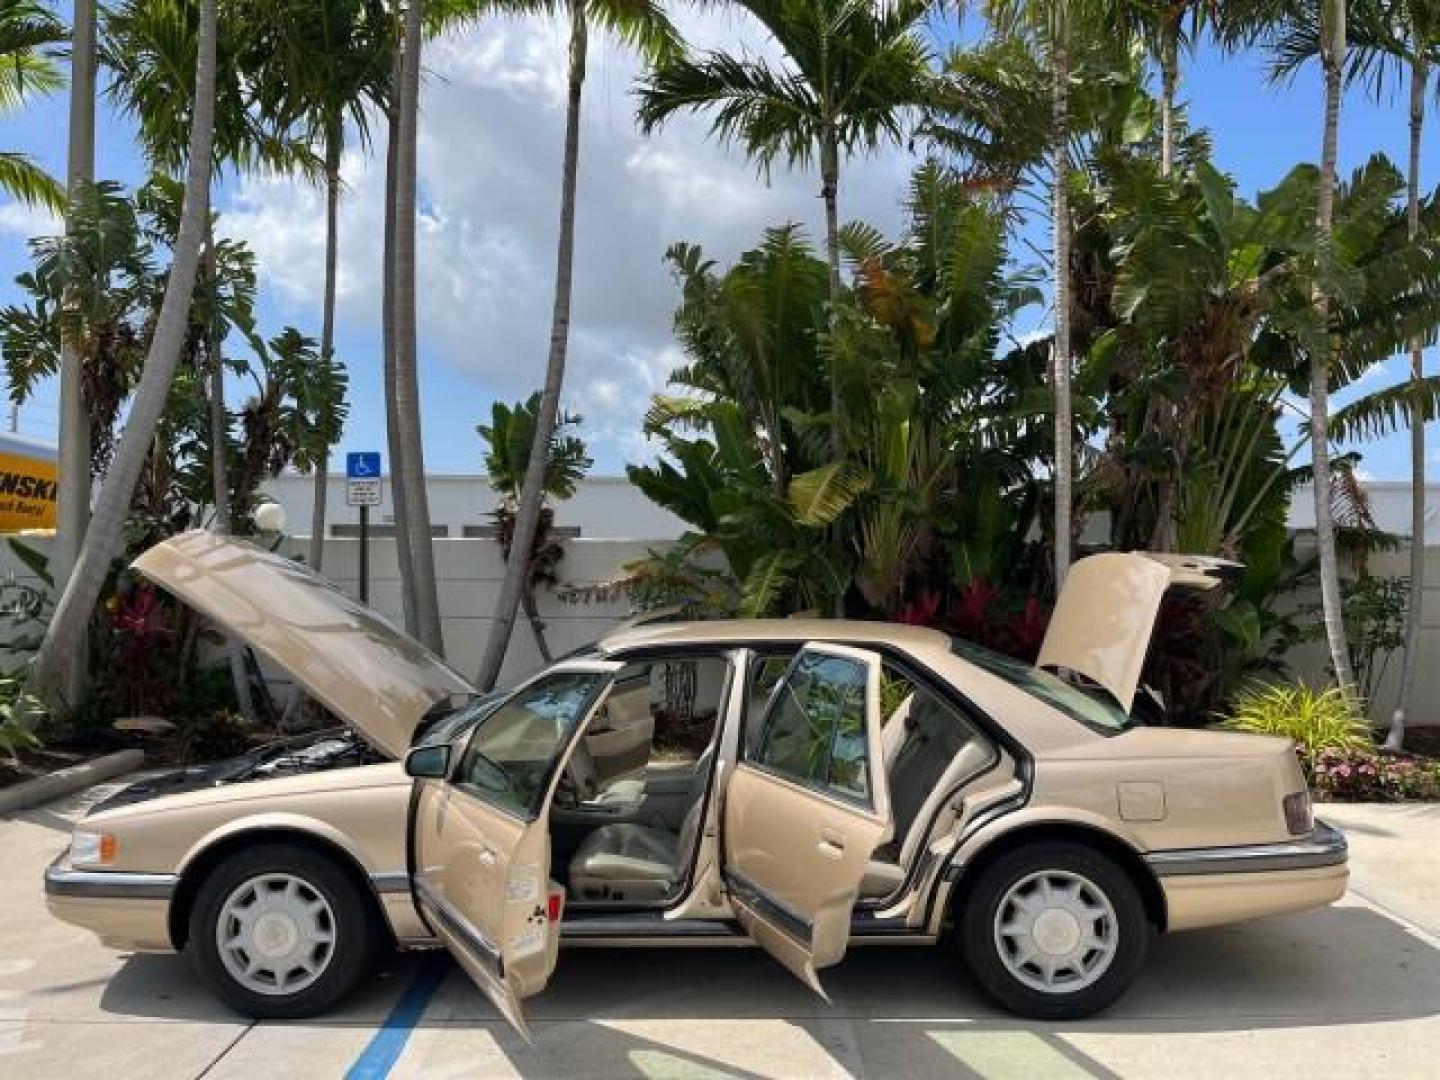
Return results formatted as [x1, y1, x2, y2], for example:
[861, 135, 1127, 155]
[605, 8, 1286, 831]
[347, 452, 380, 479]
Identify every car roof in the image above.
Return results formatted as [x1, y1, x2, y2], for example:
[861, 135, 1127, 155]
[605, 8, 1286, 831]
[596, 617, 955, 663]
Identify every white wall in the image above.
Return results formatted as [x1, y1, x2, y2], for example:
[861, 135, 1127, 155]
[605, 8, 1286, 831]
[260, 473, 686, 543]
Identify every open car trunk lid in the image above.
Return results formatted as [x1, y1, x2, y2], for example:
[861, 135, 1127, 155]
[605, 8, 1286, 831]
[1036, 552, 1239, 714]
[132, 530, 474, 758]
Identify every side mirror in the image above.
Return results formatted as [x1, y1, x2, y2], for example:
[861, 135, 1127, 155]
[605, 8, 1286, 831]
[404, 743, 452, 780]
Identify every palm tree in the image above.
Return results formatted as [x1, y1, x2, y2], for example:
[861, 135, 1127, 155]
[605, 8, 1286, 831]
[55, 0, 99, 708]
[30, 0, 218, 711]
[104, 0, 314, 717]
[1216, 0, 1357, 694]
[1387, 1, 1437, 748]
[1119, 1, 1209, 176]
[0, 0, 66, 208]
[258, 0, 390, 573]
[391, 0, 445, 653]
[984, 0, 1105, 584]
[1270, 0, 1440, 743]
[635, 0, 933, 460]
[478, 394, 592, 662]
[475, 0, 677, 689]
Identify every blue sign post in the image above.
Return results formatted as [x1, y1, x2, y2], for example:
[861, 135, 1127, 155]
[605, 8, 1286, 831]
[345, 452, 382, 603]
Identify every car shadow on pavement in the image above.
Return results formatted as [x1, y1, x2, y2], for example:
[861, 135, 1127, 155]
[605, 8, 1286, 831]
[94, 903, 1439, 1078]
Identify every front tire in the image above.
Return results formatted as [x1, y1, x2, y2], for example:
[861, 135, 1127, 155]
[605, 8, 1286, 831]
[958, 841, 1150, 1019]
[188, 843, 380, 1019]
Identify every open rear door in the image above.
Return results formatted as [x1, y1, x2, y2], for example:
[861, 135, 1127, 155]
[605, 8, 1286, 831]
[723, 643, 891, 997]
[411, 659, 621, 1038]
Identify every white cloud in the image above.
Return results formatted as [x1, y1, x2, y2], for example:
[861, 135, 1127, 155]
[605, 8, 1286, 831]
[0, 200, 60, 239]
[216, 14, 919, 468]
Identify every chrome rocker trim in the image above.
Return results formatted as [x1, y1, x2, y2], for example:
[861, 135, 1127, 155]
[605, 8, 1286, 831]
[1145, 820, 1347, 877]
[45, 857, 178, 900]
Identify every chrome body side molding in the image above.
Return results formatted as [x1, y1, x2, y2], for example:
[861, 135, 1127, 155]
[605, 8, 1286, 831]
[1145, 821, 1347, 877]
[45, 858, 179, 900]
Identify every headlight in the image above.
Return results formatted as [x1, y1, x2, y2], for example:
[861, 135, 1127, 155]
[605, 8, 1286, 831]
[69, 830, 116, 867]
[1282, 791, 1314, 836]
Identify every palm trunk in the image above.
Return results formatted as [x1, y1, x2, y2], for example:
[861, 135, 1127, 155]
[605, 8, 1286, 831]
[1385, 52, 1428, 751]
[821, 125, 842, 458]
[382, 85, 417, 634]
[393, 0, 444, 653]
[203, 224, 254, 721]
[1159, 23, 1178, 177]
[308, 130, 342, 573]
[522, 587, 553, 664]
[476, 0, 587, 690]
[1052, 30, 1074, 585]
[30, 0, 218, 713]
[1312, 1, 1358, 697]
[53, 0, 96, 705]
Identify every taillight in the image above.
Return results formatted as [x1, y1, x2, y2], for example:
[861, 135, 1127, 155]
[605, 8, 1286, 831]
[1283, 791, 1313, 836]
[547, 888, 565, 924]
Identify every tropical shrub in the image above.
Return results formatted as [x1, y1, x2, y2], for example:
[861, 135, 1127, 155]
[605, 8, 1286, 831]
[0, 671, 43, 760]
[1222, 683, 1370, 755]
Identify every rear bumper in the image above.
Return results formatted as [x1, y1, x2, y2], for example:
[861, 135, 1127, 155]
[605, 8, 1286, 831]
[44, 855, 177, 952]
[1147, 821, 1349, 932]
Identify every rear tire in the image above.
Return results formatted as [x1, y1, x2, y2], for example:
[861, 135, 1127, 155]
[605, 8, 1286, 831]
[957, 841, 1149, 1019]
[188, 843, 380, 1019]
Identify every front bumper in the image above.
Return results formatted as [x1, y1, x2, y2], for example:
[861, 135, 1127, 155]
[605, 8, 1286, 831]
[1147, 820, 1349, 932]
[44, 855, 178, 952]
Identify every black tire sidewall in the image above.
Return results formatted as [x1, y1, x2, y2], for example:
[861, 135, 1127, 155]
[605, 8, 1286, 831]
[188, 843, 379, 1019]
[959, 840, 1150, 1020]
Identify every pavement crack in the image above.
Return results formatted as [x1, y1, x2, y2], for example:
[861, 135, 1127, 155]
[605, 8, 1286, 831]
[193, 1019, 257, 1079]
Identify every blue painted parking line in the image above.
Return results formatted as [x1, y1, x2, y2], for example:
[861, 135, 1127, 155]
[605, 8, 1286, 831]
[345, 953, 451, 1080]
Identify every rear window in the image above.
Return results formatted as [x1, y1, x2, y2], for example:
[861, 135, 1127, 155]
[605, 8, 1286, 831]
[950, 639, 1132, 734]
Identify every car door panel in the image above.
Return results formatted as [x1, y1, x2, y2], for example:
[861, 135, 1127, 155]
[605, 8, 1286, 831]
[722, 643, 891, 997]
[411, 660, 621, 1037]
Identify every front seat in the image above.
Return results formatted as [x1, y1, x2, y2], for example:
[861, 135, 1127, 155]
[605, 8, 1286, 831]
[567, 747, 712, 903]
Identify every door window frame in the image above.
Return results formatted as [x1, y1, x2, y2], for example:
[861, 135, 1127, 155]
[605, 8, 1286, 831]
[449, 662, 620, 824]
[741, 645, 886, 816]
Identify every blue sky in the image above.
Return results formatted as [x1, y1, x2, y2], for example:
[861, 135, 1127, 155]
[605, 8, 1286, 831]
[0, 7, 1434, 481]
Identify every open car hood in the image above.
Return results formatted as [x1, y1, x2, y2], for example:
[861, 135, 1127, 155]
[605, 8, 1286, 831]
[132, 530, 474, 759]
[1036, 552, 1239, 714]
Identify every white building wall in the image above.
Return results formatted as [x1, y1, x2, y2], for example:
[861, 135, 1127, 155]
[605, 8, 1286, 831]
[259, 473, 686, 543]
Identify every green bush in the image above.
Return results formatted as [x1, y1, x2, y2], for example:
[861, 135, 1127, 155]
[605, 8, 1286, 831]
[1222, 683, 1370, 755]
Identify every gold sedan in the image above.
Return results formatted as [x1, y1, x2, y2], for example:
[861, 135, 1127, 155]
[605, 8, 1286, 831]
[46, 531, 1346, 1033]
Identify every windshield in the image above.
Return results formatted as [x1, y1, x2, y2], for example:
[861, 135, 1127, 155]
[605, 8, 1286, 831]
[951, 639, 1133, 734]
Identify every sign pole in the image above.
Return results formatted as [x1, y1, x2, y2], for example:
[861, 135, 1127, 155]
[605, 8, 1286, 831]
[359, 503, 369, 603]
[345, 451, 382, 607]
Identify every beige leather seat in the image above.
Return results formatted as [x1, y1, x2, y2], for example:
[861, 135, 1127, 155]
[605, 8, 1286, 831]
[567, 748, 713, 903]
[860, 694, 995, 898]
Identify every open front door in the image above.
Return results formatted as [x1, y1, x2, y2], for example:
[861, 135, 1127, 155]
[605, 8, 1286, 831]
[723, 643, 891, 997]
[411, 660, 621, 1038]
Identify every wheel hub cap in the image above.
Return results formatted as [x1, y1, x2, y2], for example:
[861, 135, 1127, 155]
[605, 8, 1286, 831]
[993, 869, 1120, 994]
[216, 873, 337, 996]
[1032, 908, 1083, 955]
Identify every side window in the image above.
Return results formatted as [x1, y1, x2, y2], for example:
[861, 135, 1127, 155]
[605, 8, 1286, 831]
[743, 651, 797, 760]
[455, 671, 609, 820]
[751, 651, 872, 806]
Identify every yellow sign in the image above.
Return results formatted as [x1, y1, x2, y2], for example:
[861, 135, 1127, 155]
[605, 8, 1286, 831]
[0, 433, 58, 533]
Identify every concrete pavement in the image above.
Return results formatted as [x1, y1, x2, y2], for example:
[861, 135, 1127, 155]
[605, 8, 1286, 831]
[3, 786, 1439, 1079]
